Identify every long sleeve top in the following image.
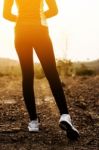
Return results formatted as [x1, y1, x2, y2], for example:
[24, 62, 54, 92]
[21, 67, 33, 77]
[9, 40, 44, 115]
[3, 0, 58, 26]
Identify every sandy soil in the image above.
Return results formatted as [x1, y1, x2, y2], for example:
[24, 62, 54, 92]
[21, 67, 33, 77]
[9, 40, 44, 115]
[0, 75, 99, 150]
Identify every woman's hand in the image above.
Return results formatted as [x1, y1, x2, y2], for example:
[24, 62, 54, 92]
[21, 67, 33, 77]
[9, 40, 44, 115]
[3, 0, 17, 22]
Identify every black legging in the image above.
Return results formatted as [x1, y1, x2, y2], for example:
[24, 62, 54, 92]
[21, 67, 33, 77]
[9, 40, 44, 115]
[15, 25, 68, 120]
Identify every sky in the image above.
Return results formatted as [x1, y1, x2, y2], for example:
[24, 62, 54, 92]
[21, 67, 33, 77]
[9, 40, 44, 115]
[0, 0, 99, 62]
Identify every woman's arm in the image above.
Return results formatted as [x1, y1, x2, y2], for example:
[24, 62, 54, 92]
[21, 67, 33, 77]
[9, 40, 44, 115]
[44, 0, 58, 19]
[3, 0, 17, 22]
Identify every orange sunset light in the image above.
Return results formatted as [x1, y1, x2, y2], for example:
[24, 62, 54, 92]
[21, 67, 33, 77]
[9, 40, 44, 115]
[0, 0, 99, 62]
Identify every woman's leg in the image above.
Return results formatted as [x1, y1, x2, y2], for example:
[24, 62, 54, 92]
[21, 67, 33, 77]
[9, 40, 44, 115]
[15, 38, 37, 120]
[34, 27, 69, 115]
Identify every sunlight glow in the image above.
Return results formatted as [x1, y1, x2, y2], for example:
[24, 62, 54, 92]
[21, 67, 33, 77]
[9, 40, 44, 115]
[0, 0, 99, 62]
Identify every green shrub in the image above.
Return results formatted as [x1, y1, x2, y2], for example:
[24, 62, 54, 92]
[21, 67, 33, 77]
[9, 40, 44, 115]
[75, 64, 95, 76]
[56, 60, 75, 76]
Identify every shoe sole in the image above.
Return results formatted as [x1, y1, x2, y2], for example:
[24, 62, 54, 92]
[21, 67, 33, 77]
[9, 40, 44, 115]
[28, 129, 39, 133]
[59, 121, 80, 140]
[28, 127, 39, 132]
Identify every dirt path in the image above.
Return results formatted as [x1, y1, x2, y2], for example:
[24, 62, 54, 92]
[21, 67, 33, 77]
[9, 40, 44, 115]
[0, 75, 99, 150]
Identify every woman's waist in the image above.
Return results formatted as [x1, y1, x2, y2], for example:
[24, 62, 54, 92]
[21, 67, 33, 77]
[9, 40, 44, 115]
[15, 19, 48, 30]
[16, 18, 47, 27]
[14, 23, 49, 37]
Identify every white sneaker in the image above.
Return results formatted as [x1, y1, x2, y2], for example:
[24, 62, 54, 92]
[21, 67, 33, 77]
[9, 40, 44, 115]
[28, 119, 39, 132]
[59, 114, 80, 140]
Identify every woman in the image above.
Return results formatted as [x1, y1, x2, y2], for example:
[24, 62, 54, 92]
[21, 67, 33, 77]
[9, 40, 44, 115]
[3, 0, 79, 140]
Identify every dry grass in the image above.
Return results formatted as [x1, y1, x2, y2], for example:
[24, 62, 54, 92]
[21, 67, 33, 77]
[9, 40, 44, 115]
[0, 58, 99, 78]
